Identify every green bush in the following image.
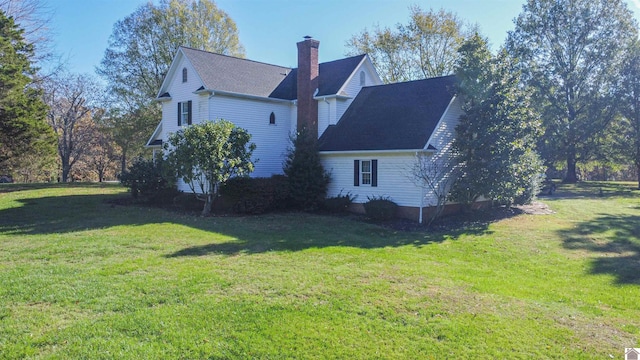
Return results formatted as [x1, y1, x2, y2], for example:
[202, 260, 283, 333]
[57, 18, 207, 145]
[220, 175, 291, 214]
[119, 157, 177, 204]
[324, 192, 356, 213]
[172, 193, 202, 211]
[363, 196, 398, 221]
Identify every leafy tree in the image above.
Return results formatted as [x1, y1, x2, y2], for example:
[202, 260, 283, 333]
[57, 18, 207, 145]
[451, 34, 544, 207]
[98, 106, 158, 175]
[43, 72, 102, 182]
[283, 129, 330, 211]
[346, 6, 471, 83]
[507, 0, 637, 183]
[86, 128, 118, 182]
[617, 40, 640, 188]
[165, 120, 255, 215]
[98, 0, 244, 105]
[0, 9, 56, 177]
[97, 0, 244, 172]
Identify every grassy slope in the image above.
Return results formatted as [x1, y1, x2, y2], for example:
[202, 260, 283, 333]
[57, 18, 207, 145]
[0, 182, 638, 359]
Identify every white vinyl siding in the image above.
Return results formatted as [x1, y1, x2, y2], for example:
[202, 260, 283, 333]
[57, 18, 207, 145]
[208, 94, 293, 178]
[160, 56, 201, 140]
[321, 152, 422, 207]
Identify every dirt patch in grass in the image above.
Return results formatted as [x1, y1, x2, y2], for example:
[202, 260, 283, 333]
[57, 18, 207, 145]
[377, 201, 554, 233]
[514, 201, 555, 215]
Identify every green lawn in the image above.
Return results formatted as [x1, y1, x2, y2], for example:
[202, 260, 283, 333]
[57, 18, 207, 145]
[0, 182, 639, 359]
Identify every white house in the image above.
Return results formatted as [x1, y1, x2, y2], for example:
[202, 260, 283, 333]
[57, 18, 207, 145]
[147, 37, 462, 222]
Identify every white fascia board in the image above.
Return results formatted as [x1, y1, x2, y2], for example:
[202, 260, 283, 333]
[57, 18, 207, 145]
[365, 55, 384, 85]
[145, 121, 163, 147]
[423, 95, 457, 151]
[206, 89, 294, 104]
[335, 55, 367, 96]
[156, 47, 206, 99]
[155, 48, 183, 98]
[334, 55, 383, 97]
[155, 96, 172, 102]
[313, 94, 352, 100]
[319, 148, 436, 155]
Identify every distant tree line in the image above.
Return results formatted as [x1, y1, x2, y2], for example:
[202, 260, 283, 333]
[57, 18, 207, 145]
[2, 0, 640, 199]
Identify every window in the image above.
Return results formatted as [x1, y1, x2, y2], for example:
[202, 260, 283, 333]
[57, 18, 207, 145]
[361, 160, 371, 185]
[182, 67, 188, 83]
[354, 159, 377, 187]
[269, 112, 276, 125]
[359, 71, 366, 86]
[177, 100, 192, 126]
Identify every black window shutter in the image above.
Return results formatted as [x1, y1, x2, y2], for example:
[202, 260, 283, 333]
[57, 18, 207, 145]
[177, 102, 182, 126]
[187, 100, 192, 125]
[354, 160, 360, 186]
[371, 159, 378, 187]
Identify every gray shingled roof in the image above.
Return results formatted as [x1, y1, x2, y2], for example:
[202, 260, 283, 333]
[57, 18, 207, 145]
[269, 55, 367, 99]
[181, 47, 291, 98]
[179, 47, 366, 100]
[319, 75, 457, 152]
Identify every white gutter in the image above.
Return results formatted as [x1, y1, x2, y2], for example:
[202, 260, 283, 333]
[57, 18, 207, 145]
[195, 88, 294, 104]
[319, 148, 436, 155]
[313, 94, 352, 100]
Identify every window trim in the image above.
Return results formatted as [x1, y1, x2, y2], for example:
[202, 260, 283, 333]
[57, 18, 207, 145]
[359, 71, 366, 86]
[361, 160, 372, 185]
[269, 111, 276, 125]
[354, 159, 377, 187]
[177, 100, 192, 126]
[182, 67, 188, 83]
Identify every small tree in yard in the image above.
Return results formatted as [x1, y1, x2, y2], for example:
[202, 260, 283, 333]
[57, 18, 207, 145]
[165, 120, 255, 215]
[451, 34, 544, 207]
[411, 152, 458, 226]
[283, 129, 330, 211]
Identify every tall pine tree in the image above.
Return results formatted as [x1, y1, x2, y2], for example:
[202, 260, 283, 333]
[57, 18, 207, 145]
[0, 10, 55, 177]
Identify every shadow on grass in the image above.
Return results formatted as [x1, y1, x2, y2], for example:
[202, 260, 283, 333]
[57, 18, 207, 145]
[164, 221, 491, 257]
[541, 181, 640, 200]
[559, 214, 640, 285]
[0, 193, 145, 234]
[0, 189, 493, 255]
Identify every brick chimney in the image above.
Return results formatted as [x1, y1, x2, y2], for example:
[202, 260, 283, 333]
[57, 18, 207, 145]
[297, 36, 320, 138]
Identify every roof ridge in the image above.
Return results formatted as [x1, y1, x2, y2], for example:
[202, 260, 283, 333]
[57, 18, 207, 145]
[180, 46, 292, 71]
[361, 74, 456, 89]
[357, 74, 456, 91]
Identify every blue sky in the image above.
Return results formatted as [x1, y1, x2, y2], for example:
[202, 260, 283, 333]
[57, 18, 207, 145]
[48, 0, 640, 76]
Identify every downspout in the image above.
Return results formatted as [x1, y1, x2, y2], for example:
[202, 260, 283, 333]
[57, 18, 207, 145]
[419, 186, 424, 224]
[416, 151, 424, 224]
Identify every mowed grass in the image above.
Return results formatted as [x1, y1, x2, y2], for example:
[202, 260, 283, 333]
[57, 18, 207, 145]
[0, 182, 639, 359]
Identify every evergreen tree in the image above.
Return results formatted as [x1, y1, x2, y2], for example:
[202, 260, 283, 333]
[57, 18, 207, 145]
[451, 34, 544, 207]
[283, 129, 330, 211]
[0, 9, 55, 176]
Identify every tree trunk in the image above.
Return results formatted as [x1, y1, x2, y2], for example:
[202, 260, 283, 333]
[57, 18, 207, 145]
[202, 192, 213, 216]
[564, 151, 578, 183]
[637, 163, 640, 190]
[61, 159, 70, 182]
[120, 152, 127, 175]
